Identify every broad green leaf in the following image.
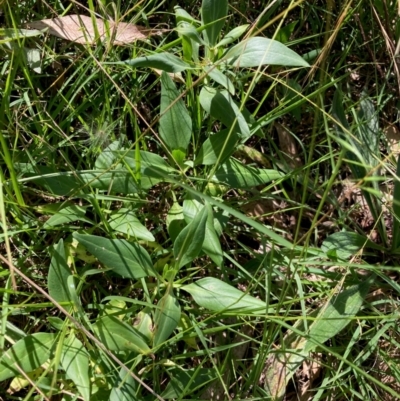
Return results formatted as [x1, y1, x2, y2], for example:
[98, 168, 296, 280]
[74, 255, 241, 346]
[117, 53, 192, 73]
[356, 96, 380, 170]
[160, 71, 192, 154]
[181, 277, 268, 313]
[204, 66, 235, 95]
[110, 366, 139, 401]
[201, 0, 228, 46]
[73, 233, 154, 279]
[47, 317, 65, 331]
[153, 289, 181, 347]
[264, 278, 371, 399]
[213, 158, 283, 189]
[44, 205, 91, 228]
[48, 239, 72, 303]
[200, 87, 250, 139]
[183, 199, 223, 266]
[0, 333, 57, 381]
[140, 151, 176, 175]
[109, 209, 155, 242]
[182, 197, 204, 223]
[173, 204, 208, 268]
[93, 316, 151, 355]
[162, 368, 217, 399]
[221, 37, 310, 67]
[113, 150, 176, 178]
[61, 336, 90, 401]
[78, 170, 139, 194]
[195, 129, 239, 166]
[16, 163, 80, 196]
[166, 202, 186, 243]
[95, 141, 122, 169]
[112, 150, 175, 188]
[304, 279, 371, 352]
[321, 232, 384, 259]
[215, 24, 249, 48]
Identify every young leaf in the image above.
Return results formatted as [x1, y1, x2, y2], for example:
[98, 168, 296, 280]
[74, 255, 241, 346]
[173, 204, 208, 269]
[109, 209, 155, 242]
[176, 22, 204, 44]
[199, 87, 250, 139]
[201, 0, 228, 46]
[166, 202, 186, 243]
[153, 289, 181, 347]
[118, 53, 192, 73]
[215, 24, 249, 48]
[0, 333, 57, 381]
[133, 309, 154, 343]
[175, 5, 200, 25]
[203, 211, 224, 266]
[181, 277, 268, 314]
[159, 71, 192, 155]
[221, 37, 310, 67]
[61, 336, 90, 401]
[213, 158, 283, 189]
[73, 233, 154, 279]
[183, 199, 223, 266]
[48, 239, 72, 303]
[93, 316, 152, 355]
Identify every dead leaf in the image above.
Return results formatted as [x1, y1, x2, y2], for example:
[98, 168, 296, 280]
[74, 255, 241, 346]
[384, 124, 400, 154]
[275, 122, 303, 169]
[152, 68, 185, 84]
[25, 14, 164, 46]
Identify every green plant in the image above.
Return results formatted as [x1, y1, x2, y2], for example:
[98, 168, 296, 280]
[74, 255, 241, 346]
[1, 0, 400, 400]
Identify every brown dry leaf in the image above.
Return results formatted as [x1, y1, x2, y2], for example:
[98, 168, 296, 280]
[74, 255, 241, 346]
[275, 122, 303, 169]
[152, 68, 185, 84]
[26, 14, 163, 46]
[262, 353, 289, 399]
[298, 354, 323, 401]
[384, 124, 400, 155]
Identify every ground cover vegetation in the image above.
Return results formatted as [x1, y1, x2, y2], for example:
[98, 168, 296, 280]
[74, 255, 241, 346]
[1, 0, 400, 399]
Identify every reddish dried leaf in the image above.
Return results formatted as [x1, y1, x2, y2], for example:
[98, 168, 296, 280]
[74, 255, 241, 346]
[26, 14, 162, 45]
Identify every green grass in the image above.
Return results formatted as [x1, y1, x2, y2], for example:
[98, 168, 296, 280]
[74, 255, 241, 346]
[1, 0, 400, 400]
